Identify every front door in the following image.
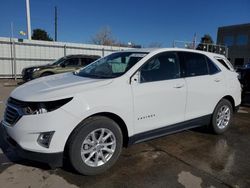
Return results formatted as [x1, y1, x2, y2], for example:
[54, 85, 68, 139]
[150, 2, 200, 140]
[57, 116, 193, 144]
[131, 52, 187, 134]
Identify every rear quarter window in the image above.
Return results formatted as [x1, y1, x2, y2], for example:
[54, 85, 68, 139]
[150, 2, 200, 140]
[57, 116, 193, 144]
[215, 58, 235, 71]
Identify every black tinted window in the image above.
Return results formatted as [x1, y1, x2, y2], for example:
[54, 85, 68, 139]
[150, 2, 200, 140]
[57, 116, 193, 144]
[81, 58, 96, 66]
[180, 52, 208, 77]
[206, 57, 220, 74]
[64, 58, 79, 66]
[140, 52, 180, 83]
[217, 58, 230, 70]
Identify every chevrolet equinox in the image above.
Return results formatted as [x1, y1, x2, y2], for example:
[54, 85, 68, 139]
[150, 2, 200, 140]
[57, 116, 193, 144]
[1, 48, 241, 175]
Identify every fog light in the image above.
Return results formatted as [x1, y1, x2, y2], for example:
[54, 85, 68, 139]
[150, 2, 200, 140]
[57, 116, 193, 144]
[37, 131, 55, 148]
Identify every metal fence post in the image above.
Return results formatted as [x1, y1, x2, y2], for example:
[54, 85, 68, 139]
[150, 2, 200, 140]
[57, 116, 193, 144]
[102, 48, 104, 57]
[64, 44, 67, 57]
[13, 39, 17, 80]
[10, 38, 14, 78]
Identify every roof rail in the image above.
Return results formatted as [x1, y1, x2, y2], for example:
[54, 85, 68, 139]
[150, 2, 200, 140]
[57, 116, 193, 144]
[173, 40, 228, 57]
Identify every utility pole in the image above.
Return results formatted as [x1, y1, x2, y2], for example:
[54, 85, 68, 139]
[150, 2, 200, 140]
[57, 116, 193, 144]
[54, 6, 57, 41]
[26, 0, 32, 40]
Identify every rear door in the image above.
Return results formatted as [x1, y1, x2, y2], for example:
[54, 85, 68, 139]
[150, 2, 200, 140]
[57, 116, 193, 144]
[178, 52, 225, 120]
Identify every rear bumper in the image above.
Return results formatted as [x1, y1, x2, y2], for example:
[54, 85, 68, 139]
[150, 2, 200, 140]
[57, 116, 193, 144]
[0, 123, 63, 167]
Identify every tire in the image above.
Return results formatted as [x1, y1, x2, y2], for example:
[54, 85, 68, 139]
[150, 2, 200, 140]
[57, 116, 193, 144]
[41, 72, 53, 77]
[211, 99, 233, 134]
[67, 116, 123, 175]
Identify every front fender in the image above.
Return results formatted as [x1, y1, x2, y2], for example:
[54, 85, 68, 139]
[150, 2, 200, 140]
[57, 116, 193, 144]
[61, 95, 134, 137]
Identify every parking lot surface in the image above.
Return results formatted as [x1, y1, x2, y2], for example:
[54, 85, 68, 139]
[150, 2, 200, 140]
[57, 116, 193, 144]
[0, 79, 250, 188]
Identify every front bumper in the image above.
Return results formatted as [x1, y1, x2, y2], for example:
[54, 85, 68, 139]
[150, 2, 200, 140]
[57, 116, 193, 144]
[0, 123, 63, 167]
[22, 69, 33, 82]
[2, 104, 80, 152]
[1, 97, 84, 167]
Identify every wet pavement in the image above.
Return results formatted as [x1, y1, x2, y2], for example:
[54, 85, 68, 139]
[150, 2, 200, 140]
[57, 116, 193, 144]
[0, 79, 250, 188]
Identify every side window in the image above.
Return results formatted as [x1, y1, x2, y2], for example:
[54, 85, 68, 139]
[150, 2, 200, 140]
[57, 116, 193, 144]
[180, 52, 208, 77]
[140, 52, 180, 83]
[81, 58, 95, 66]
[206, 57, 221, 74]
[217, 58, 230, 70]
[64, 58, 80, 66]
[216, 58, 234, 71]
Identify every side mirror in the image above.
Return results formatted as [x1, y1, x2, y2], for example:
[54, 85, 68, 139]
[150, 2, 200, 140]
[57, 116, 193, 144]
[130, 71, 140, 84]
[61, 63, 66, 68]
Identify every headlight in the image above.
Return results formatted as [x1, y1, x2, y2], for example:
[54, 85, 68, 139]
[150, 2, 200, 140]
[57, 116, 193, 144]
[32, 68, 40, 72]
[22, 97, 73, 115]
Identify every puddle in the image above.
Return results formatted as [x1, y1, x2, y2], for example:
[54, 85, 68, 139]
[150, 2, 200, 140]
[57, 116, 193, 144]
[238, 109, 249, 114]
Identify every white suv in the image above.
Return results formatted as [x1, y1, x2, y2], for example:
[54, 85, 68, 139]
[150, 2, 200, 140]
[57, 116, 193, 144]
[1, 48, 241, 175]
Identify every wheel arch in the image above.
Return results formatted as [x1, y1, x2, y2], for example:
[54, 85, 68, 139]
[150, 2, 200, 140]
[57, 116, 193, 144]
[65, 112, 129, 150]
[40, 71, 54, 76]
[91, 112, 129, 147]
[222, 95, 236, 112]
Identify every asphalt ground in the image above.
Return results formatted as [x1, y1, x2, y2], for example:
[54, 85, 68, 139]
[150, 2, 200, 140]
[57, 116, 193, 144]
[0, 79, 250, 188]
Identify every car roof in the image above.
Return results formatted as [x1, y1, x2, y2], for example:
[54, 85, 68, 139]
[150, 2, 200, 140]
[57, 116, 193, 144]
[122, 48, 160, 53]
[122, 48, 226, 58]
[65, 54, 101, 58]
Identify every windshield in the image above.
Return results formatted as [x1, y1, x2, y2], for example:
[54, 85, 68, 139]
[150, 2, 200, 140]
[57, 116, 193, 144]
[76, 52, 148, 78]
[51, 57, 66, 65]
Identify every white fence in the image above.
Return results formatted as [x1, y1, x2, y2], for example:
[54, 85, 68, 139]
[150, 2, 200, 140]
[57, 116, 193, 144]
[0, 37, 130, 78]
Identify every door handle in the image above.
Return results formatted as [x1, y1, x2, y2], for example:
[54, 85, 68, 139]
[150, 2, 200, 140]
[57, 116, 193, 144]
[214, 78, 221, 82]
[174, 83, 184, 89]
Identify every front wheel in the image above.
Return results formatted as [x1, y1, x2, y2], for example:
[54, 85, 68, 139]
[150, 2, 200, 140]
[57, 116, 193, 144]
[211, 99, 233, 134]
[67, 116, 123, 175]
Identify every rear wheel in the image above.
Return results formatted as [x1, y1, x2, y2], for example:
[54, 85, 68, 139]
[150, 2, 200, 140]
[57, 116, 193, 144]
[211, 99, 233, 134]
[67, 116, 123, 175]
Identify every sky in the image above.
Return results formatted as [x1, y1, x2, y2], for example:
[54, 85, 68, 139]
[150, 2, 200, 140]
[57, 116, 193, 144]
[0, 0, 249, 47]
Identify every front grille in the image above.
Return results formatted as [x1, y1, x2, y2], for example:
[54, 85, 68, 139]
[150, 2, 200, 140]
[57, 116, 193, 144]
[3, 98, 25, 126]
[4, 106, 21, 126]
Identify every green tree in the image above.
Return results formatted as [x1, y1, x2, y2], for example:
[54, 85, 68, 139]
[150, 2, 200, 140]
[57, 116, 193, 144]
[196, 34, 214, 51]
[32, 29, 53, 41]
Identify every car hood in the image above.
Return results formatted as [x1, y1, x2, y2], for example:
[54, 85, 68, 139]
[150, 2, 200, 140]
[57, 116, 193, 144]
[11, 73, 113, 101]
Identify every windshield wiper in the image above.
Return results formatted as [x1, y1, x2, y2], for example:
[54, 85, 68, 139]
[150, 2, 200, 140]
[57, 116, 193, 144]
[76, 73, 115, 79]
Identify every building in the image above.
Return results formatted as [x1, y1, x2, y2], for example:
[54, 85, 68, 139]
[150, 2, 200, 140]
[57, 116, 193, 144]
[217, 23, 250, 67]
